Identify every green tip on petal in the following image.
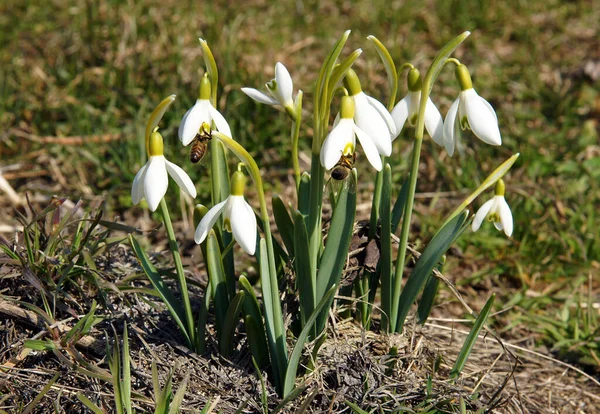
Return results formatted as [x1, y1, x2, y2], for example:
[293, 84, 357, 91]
[343, 68, 363, 96]
[494, 179, 506, 196]
[407, 67, 422, 92]
[340, 95, 355, 119]
[455, 64, 473, 91]
[231, 170, 246, 196]
[148, 131, 164, 156]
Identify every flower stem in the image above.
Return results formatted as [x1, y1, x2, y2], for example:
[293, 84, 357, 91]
[159, 198, 195, 344]
[291, 92, 303, 190]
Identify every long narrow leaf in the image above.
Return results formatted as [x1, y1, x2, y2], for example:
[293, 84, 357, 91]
[283, 285, 337, 397]
[293, 210, 315, 328]
[416, 260, 444, 324]
[220, 291, 245, 356]
[145, 95, 176, 148]
[245, 315, 270, 369]
[450, 294, 496, 378]
[396, 211, 468, 332]
[298, 172, 311, 217]
[367, 35, 398, 109]
[391, 176, 410, 233]
[206, 231, 230, 337]
[129, 235, 191, 347]
[272, 195, 295, 256]
[379, 164, 393, 331]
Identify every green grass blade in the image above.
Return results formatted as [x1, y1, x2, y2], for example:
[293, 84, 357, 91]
[272, 195, 295, 256]
[450, 294, 496, 378]
[379, 164, 393, 331]
[167, 371, 189, 414]
[346, 401, 370, 414]
[416, 270, 441, 325]
[121, 324, 132, 414]
[396, 211, 468, 332]
[293, 210, 315, 328]
[273, 385, 307, 414]
[76, 394, 104, 414]
[129, 235, 191, 347]
[22, 373, 59, 414]
[283, 285, 337, 397]
[219, 291, 245, 357]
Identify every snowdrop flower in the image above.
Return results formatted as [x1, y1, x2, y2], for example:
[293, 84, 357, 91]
[179, 73, 232, 146]
[321, 95, 382, 171]
[343, 69, 395, 157]
[443, 64, 502, 157]
[241, 62, 296, 118]
[194, 171, 257, 255]
[391, 67, 444, 145]
[472, 179, 513, 237]
[132, 129, 197, 211]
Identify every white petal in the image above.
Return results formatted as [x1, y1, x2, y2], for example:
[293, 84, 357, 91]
[353, 124, 382, 171]
[353, 93, 392, 156]
[144, 156, 168, 211]
[320, 119, 353, 170]
[194, 200, 227, 244]
[241, 87, 278, 105]
[443, 98, 461, 157]
[424, 97, 444, 146]
[208, 105, 232, 137]
[391, 94, 410, 140]
[165, 159, 197, 199]
[497, 196, 513, 237]
[274, 62, 294, 107]
[472, 198, 495, 232]
[229, 196, 257, 255]
[366, 95, 396, 136]
[179, 100, 209, 146]
[463, 89, 502, 146]
[131, 164, 147, 205]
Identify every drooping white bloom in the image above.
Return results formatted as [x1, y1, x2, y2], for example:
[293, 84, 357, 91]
[241, 62, 295, 111]
[443, 64, 501, 157]
[132, 131, 197, 212]
[391, 90, 444, 145]
[320, 96, 382, 171]
[179, 73, 232, 146]
[472, 180, 513, 237]
[194, 171, 257, 255]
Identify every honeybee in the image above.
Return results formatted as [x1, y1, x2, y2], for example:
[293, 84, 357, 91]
[189, 122, 212, 163]
[327, 152, 356, 195]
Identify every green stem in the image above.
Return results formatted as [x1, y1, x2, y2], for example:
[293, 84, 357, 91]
[159, 198, 195, 343]
[291, 93, 303, 190]
[389, 31, 471, 333]
[211, 131, 287, 359]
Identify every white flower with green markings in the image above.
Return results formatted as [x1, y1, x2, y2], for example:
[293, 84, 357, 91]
[443, 64, 501, 156]
[132, 129, 197, 211]
[194, 171, 257, 255]
[241, 62, 296, 115]
[179, 73, 232, 145]
[321, 95, 383, 171]
[472, 179, 513, 237]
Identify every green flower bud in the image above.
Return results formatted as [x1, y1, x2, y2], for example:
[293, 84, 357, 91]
[455, 64, 473, 91]
[231, 170, 247, 196]
[343, 68, 363, 96]
[148, 130, 164, 156]
[199, 73, 212, 100]
[407, 67, 422, 92]
[340, 95, 356, 119]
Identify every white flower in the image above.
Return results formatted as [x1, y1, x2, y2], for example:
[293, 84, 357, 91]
[179, 73, 231, 146]
[131, 155, 197, 212]
[391, 90, 444, 145]
[350, 91, 396, 157]
[443, 64, 501, 157]
[194, 195, 257, 255]
[241, 62, 295, 111]
[472, 195, 513, 237]
[178, 99, 231, 146]
[320, 97, 382, 172]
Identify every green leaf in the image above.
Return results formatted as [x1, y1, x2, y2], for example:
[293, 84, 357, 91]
[396, 211, 469, 332]
[416, 271, 441, 324]
[346, 401, 370, 414]
[76, 394, 104, 414]
[379, 164, 393, 331]
[391, 175, 410, 233]
[145, 95, 176, 146]
[293, 210, 316, 328]
[195, 281, 211, 353]
[245, 315, 270, 369]
[272, 195, 295, 256]
[283, 285, 337, 397]
[24, 340, 57, 351]
[450, 294, 496, 378]
[168, 371, 189, 414]
[298, 172, 311, 217]
[367, 35, 398, 109]
[220, 291, 245, 356]
[199, 38, 219, 106]
[129, 235, 191, 347]
[121, 324, 132, 414]
[22, 373, 60, 414]
[328, 49, 363, 99]
[206, 231, 230, 337]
